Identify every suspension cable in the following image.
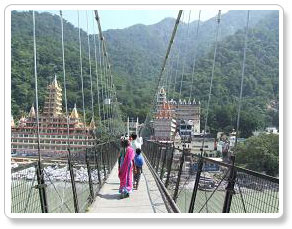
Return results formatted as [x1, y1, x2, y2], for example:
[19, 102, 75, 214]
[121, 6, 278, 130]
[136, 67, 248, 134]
[234, 10, 250, 149]
[92, 11, 101, 126]
[155, 10, 183, 95]
[94, 10, 108, 125]
[189, 10, 201, 101]
[178, 10, 192, 102]
[94, 10, 115, 134]
[77, 11, 86, 126]
[171, 11, 184, 100]
[201, 10, 221, 153]
[60, 10, 71, 150]
[32, 11, 41, 163]
[104, 42, 113, 133]
[86, 10, 95, 122]
[59, 13, 79, 212]
[164, 62, 171, 95]
[94, 10, 120, 135]
[98, 34, 106, 122]
[101, 41, 109, 129]
[144, 10, 183, 129]
[165, 53, 172, 95]
[104, 52, 110, 131]
[167, 48, 178, 97]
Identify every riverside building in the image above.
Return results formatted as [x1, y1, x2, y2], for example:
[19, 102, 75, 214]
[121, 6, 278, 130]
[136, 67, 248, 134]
[154, 87, 201, 141]
[11, 76, 96, 156]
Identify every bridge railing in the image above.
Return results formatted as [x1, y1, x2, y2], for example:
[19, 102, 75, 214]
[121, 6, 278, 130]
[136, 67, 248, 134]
[11, 162, 42, 213]
[11, 140, 120, 213]
[142, 140, 279, 213]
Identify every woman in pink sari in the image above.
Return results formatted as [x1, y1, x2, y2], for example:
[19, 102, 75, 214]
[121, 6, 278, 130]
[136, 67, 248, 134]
[118, 139, 135, 198]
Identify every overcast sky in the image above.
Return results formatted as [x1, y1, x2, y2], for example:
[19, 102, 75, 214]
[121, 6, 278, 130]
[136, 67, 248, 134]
[35, 10, 228, 34]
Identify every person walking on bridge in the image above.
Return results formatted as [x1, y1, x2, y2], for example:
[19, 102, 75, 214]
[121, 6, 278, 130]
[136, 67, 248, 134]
[130, 133, 143, 152]
[118, 136, 127, 170]
[118, 139, 135, 198]
[133, 148, 144, 190]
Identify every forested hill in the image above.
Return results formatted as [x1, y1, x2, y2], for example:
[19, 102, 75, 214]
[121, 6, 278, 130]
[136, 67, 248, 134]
[11, 10, 279, 137]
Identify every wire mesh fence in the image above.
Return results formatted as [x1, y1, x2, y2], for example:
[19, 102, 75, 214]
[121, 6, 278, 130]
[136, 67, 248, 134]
[142, 140, 279, 214]
[10, 140, 119, 213]
[11, 162, 42, 213]
[230, 168, 279, 213]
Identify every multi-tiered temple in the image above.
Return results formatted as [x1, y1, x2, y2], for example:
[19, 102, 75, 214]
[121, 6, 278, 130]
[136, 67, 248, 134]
[11, 76, 95, 156]
[153, 87, 201, 141]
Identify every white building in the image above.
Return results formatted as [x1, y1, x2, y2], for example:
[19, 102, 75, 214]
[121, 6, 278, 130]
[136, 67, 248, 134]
[266, 127, 278, 134]
[155, 87, 201, 138]
[154, 118, 177, 141]
[175, 137, 216, 157]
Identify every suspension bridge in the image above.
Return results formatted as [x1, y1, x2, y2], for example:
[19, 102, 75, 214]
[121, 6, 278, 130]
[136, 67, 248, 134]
[10, 10, 279, 214]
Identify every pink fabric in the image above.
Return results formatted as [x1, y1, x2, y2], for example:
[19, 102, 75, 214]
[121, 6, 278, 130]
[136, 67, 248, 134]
[118, 146, 135, 193]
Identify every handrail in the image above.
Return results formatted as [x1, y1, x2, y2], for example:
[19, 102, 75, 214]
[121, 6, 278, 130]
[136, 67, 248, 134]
[11, 139, 120, 213]
[146, 140, 279, 184]
[145, 156, 180, 213]
[143, 140, 279, 213]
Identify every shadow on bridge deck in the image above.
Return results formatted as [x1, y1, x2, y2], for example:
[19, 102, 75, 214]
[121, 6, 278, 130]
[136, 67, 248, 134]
[87, 161, 168, 213]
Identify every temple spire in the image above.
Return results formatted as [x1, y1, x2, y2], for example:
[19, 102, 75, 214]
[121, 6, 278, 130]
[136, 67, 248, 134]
[11, 116, 15, 128]
[43, 76, 63, 117]
[89, 117, 96, 129]
[70, 103, 79, 119]
[28, 104, 36, 118]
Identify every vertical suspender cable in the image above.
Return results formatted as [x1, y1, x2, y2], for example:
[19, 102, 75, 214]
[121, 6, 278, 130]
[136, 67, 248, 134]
[143, 10, 182, 134]
[92, 12, 102, 126]
[154, 10, 183, 96]
[201, 10, 221, 153]
[77, 11, 86, 125]
[93, 10, 125, 136]
[60, 10, 79, 213]
[94, 10, 114, 133]
[104, 54, 110, 131]
[178, 10, 192, 101]
[33, 12, 49, 213]
[109, 63, 114, 133]
[234, 10, 250, 149]
[86, 10, 95, 122]
[166, 55, 174, 95]
[106, 47, 113, 133]
[101, 42, 109, 129]
[60, 10, 70, 149]
[32, 11, 41, 164]
[98, 37, 106, 122]
[100, 34, 108, 126]
[164, 62, 171, 95]
[171, 47, 180, 99]
[189, 10, 201, 100]
[171, 11, 184, 100]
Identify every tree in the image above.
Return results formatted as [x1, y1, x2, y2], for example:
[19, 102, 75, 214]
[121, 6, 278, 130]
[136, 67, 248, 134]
[235, 133, 279, 176]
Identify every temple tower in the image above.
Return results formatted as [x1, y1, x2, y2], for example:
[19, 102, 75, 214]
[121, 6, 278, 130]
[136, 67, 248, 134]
[157, 87, 167, 106]
[43, 75, 63, 117]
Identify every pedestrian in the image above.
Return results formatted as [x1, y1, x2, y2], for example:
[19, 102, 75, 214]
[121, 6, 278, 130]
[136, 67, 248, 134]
[118, 139, 135, 198]
[118, 136, 127, 171]
[131, 133, 141, 152]
[133, 148, 144, 190]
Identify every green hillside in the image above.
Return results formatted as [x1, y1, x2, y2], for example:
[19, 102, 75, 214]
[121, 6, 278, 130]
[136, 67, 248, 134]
[11, 10, 279, 137]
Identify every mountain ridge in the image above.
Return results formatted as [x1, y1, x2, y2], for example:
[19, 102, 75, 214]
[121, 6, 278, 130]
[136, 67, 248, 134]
[11, 10, 279, 136]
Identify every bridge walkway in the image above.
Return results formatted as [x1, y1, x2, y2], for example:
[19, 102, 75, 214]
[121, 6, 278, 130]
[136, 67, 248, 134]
[87, 161, 168, 213]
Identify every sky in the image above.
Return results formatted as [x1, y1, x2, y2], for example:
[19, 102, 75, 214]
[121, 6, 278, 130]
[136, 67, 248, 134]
[36, 10, 228, 34]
